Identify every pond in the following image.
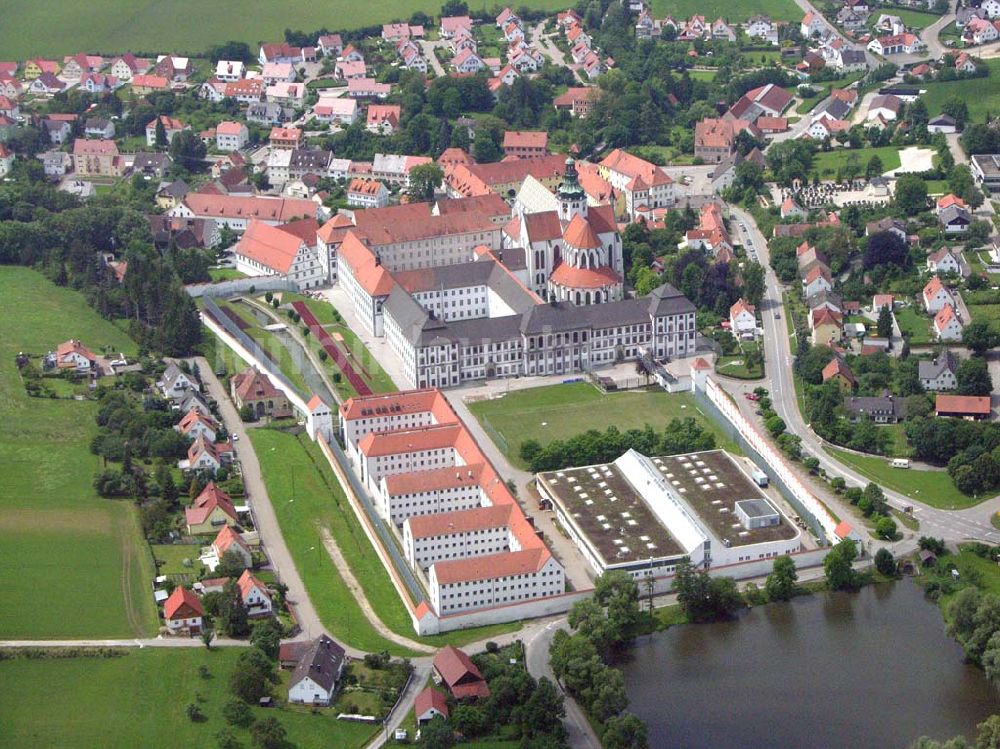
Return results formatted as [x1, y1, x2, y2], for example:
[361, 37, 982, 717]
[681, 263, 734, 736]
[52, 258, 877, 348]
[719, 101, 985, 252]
[623, 581, 1000, 748]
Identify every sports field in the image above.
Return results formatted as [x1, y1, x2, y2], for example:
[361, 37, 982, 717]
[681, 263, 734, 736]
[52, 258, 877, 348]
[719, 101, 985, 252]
[468, 382, 739, 468]
[0, 267, 158, 638]
[0, 0, 568, 58]
[0, 649, 378, 749]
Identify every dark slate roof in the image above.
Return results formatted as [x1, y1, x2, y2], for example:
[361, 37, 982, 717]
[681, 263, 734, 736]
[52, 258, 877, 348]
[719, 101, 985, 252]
[918, 350, 958, 380]
[646, 283, 696, 317]
[844, 394, 907, 419]
[289, 635, 345, 693]
[939, 204, 971, 225]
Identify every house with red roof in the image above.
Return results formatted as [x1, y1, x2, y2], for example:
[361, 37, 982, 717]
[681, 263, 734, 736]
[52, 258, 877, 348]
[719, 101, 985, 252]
[54, 339, 97, 373]
[347, 178, 390, 209]
[453, 48, 485, 74]
[729, 299, 757, 338]
[169, 194, 317, 230]
[145, 116, 189, 149]
[503, 130, 549, 159]
[185, 482, 238, 534]
[922, 275, 956, 313]
[432, 646, 490, 700]
[366, 104, 401, 134]
[130, 74, 169, 95]
[822, 357, 856, 391]
[416, 687, 450, 724]
[215, 121, 249, 152]
[231, 366, 293, 419]
[183, 434, 230, 474]
[553, 87, 598, 118]
[599, 148, 675, 218]
[175, 407, 218, 442]
[237, 569, 273, 617]
[933, 303, 964, 341]
[163, 587, 203, 634]
[210, 525, 253, 570]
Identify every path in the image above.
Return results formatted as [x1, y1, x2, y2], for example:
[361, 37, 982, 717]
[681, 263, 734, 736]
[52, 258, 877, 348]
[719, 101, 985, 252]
[319, 528, 435, 654]
[531, 21, 570, 70]
[418, 39, 446, 77]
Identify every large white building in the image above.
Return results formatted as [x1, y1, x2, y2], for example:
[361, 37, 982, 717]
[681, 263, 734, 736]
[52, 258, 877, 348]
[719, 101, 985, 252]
[536, 449, 801, 579]
[339, 389, 565, 619]
[233, 218, 326, 289]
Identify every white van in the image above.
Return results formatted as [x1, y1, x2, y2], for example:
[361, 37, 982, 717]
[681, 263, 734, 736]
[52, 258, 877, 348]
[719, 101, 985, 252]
[890, 458, 910, 469]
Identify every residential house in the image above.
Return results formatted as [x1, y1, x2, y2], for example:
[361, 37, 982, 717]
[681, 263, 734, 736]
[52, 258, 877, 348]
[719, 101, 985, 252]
[822, 357, 857, 391]
[922, 275, 957, 313]
[185, 482, 238, 534]
[810, 307, 843, 345]
[781, 198, 807, 219]
[247, 101, 283, 126]
[553, 87, 597, 118]
[453, 48, 485, 74]
[266, 82, 306, 108]
[503, 131, 548, 159]
[184, 434, 227, 473]
[155, 55, 192, 81]
[262, 61, 295, 85]
[939, 204, 972, 234]
[366, 104, 401, 135]
[84, 117, 115, 139]
[80, 73, 119, 94]
[336, 60, 367, 80]
[318, 34, 344, 57]
[145, 115, 188, 147]
[919, 351, 959, 391]
[875, 14, 906, 35]
[40, 149, 71, 177]
[215, 121, 249, 152]
[269, 126, 303, 150]
[867, 94, 903, 121]
[440, 15, 473, 38]
[728, 83, 793, 123]
[868, 33, 925, 55]
[803, 265, 833, 296]
[964, 17, 1000, 44]
[745, 15, 778, 44]
[215, 60, 245, 82]
[314, 97, 359, 126]
[211, 525, 253, 570]
[159, 361, 196, 397]
[801, 11, 827, 37]
[109, 53, 150, 81]
[845, 394, 907, 423]
[131, 152, 172, 179]
[0, 143, 13, 177]
[729, 299, 757, 337]
[72, 138, 121, 177]
[971, 154, 1000, 194]
[237, 569, 273, 617]
[865, 217, 907, 241]
[927, 247, 963, 275]
[432, 645, 490, 700]
[231, 366, 292, 418]
[175, 407, 218, 442]
[288, 636, 346, 706]
[694, 118, 760, 163]
[416, 688, 450, 725]
[347, 78, 391, 99]
[936, 394, 991, 419]
[163, 587, 203, 635]
[928, 114, 957, 134]
[872, 293, 895, 312]
[226, 78, 264, 104]
[130, 74, 169, 95]
[934, 303, 964, 341]
[347, 178, 390, 208]
[29, 73, 65, 96]
[55, 339, 97, 372]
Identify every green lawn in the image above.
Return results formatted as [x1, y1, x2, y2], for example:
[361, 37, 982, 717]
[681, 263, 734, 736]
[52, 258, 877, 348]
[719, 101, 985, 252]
[207, 268, 246, 282]
[249, 429, 520, 653]
[919, 59, 1000, 125]
[967, 303, 1000, 334]
[810, 146, 903, 180]
[649, 0, 801, 21]
[828, 447, 983, 509]
[0, 0, 572, 57]
[716, 341, 764, 380]
[468, 382, 739, 468]
[150, 543, 206, 580]
[0, 649, 378, 749]
[870, 8, 940, 29]
[894, 305, 934, 344]
[0, 267, 158, 638]
[688, 69, 717, 82]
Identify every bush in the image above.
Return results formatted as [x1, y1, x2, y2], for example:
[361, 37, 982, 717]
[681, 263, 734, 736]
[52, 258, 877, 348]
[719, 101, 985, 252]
[875, 516, 897, 540]
[875, 548, 896, 576]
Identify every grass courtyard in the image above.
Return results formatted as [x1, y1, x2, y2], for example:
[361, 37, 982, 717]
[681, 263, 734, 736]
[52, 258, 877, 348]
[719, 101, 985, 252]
[894, 305, 934, 345]
[468, 382, 739, 469]
[249, 429, 520, 654]
[810, 146, 904, 180]
[919, 59, 1000, 124]
[828, 447, 982, 510]
[0, 649, 378, 749]
[0, 267, 158, 639]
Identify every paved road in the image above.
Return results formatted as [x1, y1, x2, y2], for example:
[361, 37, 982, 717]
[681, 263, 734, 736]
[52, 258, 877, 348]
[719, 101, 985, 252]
[531, 21, 569, 69]
[418, 39, 446, 77]
[921, 0, 957, 58]
[728, 208, 1000, 544]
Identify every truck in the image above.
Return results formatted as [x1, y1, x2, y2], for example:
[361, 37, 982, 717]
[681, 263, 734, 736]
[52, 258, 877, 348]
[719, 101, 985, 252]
[890, 458, 910, 469]
[751, 468, 769, 487]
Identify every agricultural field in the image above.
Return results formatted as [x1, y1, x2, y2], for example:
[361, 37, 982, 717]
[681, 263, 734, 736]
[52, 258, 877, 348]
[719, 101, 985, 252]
[249, 429, 520, 654]
[919, 60, 1000, 124]
[810, 146, 904, 180]
[0, 267, 158, 638]
[650, 0, 801, 21]
[0, 0, 571, 58]
[828, 447, 980, 510]
[468, 381, 739, 468]
[0, 649, 378, 749]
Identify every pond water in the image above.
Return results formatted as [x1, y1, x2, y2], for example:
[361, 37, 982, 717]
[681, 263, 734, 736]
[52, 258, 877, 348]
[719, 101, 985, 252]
[623, 581, 1000, 749]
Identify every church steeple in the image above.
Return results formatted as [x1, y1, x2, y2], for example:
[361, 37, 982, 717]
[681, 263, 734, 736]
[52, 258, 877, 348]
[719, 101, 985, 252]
[557, 158, 587, 222]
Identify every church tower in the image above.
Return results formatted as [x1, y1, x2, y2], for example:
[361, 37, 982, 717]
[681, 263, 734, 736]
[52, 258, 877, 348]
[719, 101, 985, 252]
[557, 158, 587, 223]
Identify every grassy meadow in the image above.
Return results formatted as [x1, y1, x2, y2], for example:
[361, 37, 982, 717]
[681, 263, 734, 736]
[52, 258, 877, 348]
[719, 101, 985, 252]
[0, 267, 158, 638]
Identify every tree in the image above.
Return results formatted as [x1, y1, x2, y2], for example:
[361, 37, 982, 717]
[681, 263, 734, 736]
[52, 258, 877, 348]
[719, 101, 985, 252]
[875, 516, 897, 540]
[223, 698, 255, 728]
[215, 728, 244, 749]
[216, 547, 249, 579]
[602, 712, 649, 749]
[674, 561, 743, 622]
[876, 304, 893, 339]
[864, 231, 910, 270]
[942, 96, 970, 130]
[230, 647, 279, 703]
[250, 618, 282, 660]
[154, 117, 167, 148]
[895, 174, 928, 216]
[866, 154, 883, 178]
[201, 627, 215, 649]
[875, 547, 896, 576]
[823, 540, 858, 590]
[513, 677, 565, 740]
[251, 716, 288, 749]
[420, 715, 456, 748]
[742, 262, 765, 306]
[957, 356, 993, 396]
[963, 320, 1000, 357]
[409, 163, 444, 202]
[764, 555, 798, 601]
[169, 130, 208, 172]
[186, 703, 204, 721]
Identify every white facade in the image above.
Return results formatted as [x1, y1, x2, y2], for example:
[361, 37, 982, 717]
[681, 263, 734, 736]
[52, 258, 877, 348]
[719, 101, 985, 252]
[404, 519, 512, 570]
[288, 675, 335, 706]
[361, 443, 461, 495]
[215, 123, 249, 152]
[429, 553, 563, 615]
[381, 477, 484, 528]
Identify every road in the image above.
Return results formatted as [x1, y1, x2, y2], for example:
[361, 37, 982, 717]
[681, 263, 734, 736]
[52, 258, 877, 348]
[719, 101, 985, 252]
[531, 21, 569, 69]
[418, 39, 446, 77]
[787, 0, 879, 69]
[728, 208, 1000, 544]
[921, 0, 957, 58]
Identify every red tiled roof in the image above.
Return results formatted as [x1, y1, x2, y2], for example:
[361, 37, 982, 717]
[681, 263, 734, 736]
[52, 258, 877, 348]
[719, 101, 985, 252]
[562, 213, 601, 249]
[164, 587, 203, 619]
[232, 366, 283, 402]
[235, 220, 304, 274]
[432, 646, 490, 699]
[415, 687, 450, 719]
[384, 463, 484, 495]
[503, 130, 548, 149]
[433, 547, 547, 586]
[177, 407, 218, 435]
[338, 232, 396, 296]
[600, 148, 673, 187]
[822, 357, 855, 385]
[406, 504, 512, 538]
[339, 388, 456, 422]
[182, 194, 315, 222]
[56, 339, 96, 362]
[936, 394, 990, 416]
[185, 482, 237, 527]
[213, 525, 250, 557]
[358, 423, 463, 458]
[549, 262, 621, 289]
[236, 569, 269, 603]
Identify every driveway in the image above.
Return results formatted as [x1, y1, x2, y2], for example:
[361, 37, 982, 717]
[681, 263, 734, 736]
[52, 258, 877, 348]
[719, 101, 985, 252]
[418, 39, 446, 77]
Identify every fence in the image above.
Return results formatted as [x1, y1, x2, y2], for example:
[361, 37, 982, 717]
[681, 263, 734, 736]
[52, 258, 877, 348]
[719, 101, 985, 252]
[201, 296, 309, 414]
[479, 415, 509, 456]
[186, 276, 297, 299]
